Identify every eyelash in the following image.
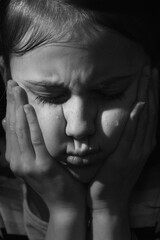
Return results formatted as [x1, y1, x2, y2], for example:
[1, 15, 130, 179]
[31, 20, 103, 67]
[93, 90, 125, 101]
[35, 95, 68, 105]
[35, 90, 125, 105]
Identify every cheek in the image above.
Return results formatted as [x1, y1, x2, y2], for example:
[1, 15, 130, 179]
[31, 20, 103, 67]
[101, 108, 127, 135]
[100, 108, 128, 152]
[32, 104, 68, 156]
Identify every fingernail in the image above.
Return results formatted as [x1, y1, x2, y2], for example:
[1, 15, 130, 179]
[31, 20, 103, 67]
[137, 101, 146, 110]
[131, 102, 146, 120]
[2, 118, 6, 131]
[137, 102, 146, 114]
[23, 104, 30, 114]
[138, 101, 146, 106]
[2, 117, 6, 124]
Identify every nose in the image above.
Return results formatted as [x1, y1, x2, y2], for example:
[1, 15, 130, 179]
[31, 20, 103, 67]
[63, 95, 96, 139]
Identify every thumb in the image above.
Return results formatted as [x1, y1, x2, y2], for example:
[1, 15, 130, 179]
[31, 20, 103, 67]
[2, 117, 6, 132]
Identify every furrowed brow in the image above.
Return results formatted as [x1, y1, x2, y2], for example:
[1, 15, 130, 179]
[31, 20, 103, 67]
[103, 74, 136, 83]
[25, 80, 65, 88]
[93, 73, 137, 88]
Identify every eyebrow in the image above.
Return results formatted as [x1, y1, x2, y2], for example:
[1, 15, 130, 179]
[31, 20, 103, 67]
[100, 73, 136, 82]
[25, 80, 65, 88]
[92, 73, 137, 88]
[24, 72, 137, 89]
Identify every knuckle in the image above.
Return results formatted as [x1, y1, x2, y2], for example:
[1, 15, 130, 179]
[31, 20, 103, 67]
[28, 117, 36, 126]
[36, 161, 51, 174]
[21, 155, 35, 176]
[11, 159, 33, 176]
[2, 118, 6, 131]
[21, 163, 33, 175]
[31, 137, 42, 147]
[9, 121, 16, 131]
[5, 151, 10, 162]
[5, 145, 11, 162]
[10, 159, 20, 174]
[16, 126, 24, 139]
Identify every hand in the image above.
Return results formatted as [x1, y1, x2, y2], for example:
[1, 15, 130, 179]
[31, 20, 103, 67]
[88, 66, 159, 212]
[5, 80, 86, 212]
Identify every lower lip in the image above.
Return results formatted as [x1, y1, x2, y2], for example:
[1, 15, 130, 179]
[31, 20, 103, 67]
[65, 153, 99, 166]
[66, 156, 86, 166]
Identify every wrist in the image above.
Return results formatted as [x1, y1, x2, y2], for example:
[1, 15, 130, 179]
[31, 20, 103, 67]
[90, 198, 129, 213]
[47, 195, 86, 215]
[49, 205, 86, 220]
[92, 207, 131, 240]
[46, 207, 86, 240]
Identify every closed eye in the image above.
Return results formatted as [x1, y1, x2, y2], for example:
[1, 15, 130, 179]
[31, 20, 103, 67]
[35, 92, 70, 105]
[92, 79, 132, 101]
[92, 89, 125, 101]
[91, 73, 135, 101]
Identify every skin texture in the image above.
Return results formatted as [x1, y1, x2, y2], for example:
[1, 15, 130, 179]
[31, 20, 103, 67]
[89, 66, 159, 240]
[10, 30, 148, 183]
[4, 27, 159, 240]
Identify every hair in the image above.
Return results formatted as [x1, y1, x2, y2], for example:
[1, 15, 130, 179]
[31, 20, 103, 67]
[0, 0, 104, 67]
[0, 0, 159, 68]
[0, 1, 160, 170]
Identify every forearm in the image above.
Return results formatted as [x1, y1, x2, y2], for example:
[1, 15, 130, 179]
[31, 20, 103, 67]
[26, 185, 86, 240]
[92, 207, 131, 240]
[46, 208, 86, 240]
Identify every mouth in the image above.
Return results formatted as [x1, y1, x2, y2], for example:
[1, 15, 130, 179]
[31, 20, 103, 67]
[58, 150, 105, 183]
[62, 150, 102, 167]
[64, 158, 102, 183]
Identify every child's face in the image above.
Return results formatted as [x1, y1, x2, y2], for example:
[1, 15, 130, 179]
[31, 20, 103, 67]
[10, 29, 148, 182]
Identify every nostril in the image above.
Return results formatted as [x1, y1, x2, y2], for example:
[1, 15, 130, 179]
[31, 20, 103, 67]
[65, 121, 95, 139]
[62, 96, 97, 138]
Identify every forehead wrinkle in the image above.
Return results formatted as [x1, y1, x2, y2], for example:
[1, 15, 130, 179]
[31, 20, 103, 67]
[67, 63, 94, 91]
[25, 79, 63, 87]
[22, 72, 66, 88]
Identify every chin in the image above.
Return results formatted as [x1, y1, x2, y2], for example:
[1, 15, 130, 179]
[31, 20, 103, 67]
[66, 164, 101, 183]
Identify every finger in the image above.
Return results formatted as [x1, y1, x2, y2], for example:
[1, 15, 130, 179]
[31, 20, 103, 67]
[9, 82, 22, 166]
[150, 69, 159, 149]
[13, 85, 28, 107]
[151, 69, 159, 147]
[130, 101, 148, 159]
[15, 105, 37, 176]
[5, 80, 19, 162]
[2, 118, 6, 132]
[109, 102, 145, 162]
[13, 87, 34, 157]
[23, 104, 50, 163]
[130, 71, 158, 171]
[127, 66, 150, 162]
[152, 68, 159, 109]
[144, 81, 157, 152]
[137, 65, 150, 101]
